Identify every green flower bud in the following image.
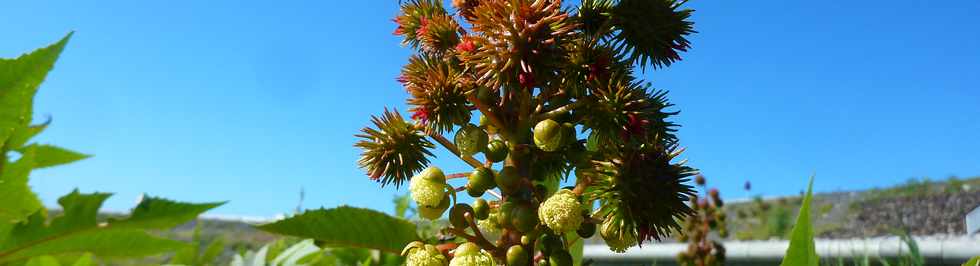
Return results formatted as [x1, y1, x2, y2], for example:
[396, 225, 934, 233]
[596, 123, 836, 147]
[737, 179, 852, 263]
[548, 250, 572, 266]
[538, 189, 584, 233]
[495, 166, 520, 193]
[418, 194, 450, 220]
[506, 245, 530, 266]
[468, 167, 496, 192]
[533, 119, 564, 152]
[450, 243, 494, 266]
[600, 219, 637, 253]
[410, 166, 448, 207]
[472, 199, 490, 220]
[449, 203, 474, 229]
[512, 203, 538, 233]
[403, 241, 448, 266]
[577, 221, 596, 238]
[484, 140, 508, 163]
[539, 234, 563, 255]
[455, 124, 488, 156]
[477, 209, 501, 234]
[498, 200, 516, 229]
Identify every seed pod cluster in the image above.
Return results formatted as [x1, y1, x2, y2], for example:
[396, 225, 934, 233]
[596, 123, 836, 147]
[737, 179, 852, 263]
[374, 0, 703, 263]
[676, 175, 727, 266]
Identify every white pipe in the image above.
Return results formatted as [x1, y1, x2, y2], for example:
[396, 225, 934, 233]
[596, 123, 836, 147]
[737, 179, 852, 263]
[584, 237, 980, 265]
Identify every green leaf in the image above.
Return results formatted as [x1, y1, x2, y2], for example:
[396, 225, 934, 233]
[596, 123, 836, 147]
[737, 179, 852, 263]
[779, 176, 818, 266]
[7, 120, 49, 150]
[0, 191, 221, 263]
[257, 206, 420, 254]
[0, 146, 41, 223]
[566, 233, 585, 266]
[22, 144, 91, 169]
[0, 33, 71, 146]
[115, 197, 225, 229]
[70, 253, 93, 266]
[200, 237, 226, 265]
[25, 255, 61, 266]
[963, 256, 980, 266]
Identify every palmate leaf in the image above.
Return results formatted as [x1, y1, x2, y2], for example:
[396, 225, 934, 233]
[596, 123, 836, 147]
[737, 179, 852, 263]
[0, 191, 223, 263]
[0, 146, 42, 224]
[779, 176, 818, 266]
[20, 144, 91, 169]
[0, 33, 71, 147]
[257, 206, 419, 254]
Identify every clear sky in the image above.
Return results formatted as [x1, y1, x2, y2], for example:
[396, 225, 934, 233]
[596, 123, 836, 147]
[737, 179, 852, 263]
[2, 0, 979, 218]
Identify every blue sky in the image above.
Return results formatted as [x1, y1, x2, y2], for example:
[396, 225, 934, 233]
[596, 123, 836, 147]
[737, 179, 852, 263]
[2, 0, 979, 217]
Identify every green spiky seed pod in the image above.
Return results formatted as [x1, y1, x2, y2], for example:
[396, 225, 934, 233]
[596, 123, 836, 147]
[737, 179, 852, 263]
[419, 194, 450, 220]
[456, 124, 489, 156]
[449, 203, 474, 229]
[548, 250, 572, 266]
[472, 198, 490, 220]
[485, 139, 508, 162]
[468, 167, 496, 192]
[506, 245, 530, 266]
[356, 109, 435, 187]
[410, 166, 448, 207]
[450, 243, 495, 266]
[600, 218, 637, 253]
[403, 241, 448, 266]
[533, 119, 564, 152]
[538, 189, 584, 233]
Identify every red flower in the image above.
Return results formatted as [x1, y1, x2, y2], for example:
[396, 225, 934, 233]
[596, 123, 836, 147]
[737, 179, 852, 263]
[455, 38, 475, 53]
[411, 108, 431, 125]
[415, 17, 429, 36]
[518, 71, 535, 89]
[392, 17, 404, 36]
[588, 55, 610, 81]
[619, 113, 650, 140]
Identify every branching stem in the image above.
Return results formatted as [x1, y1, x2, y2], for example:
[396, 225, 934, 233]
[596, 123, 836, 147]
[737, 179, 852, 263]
[428, 133, 485, 169]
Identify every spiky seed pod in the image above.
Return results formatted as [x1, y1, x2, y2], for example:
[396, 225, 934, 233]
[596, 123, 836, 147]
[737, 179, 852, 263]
[585, 143, 696, 244]
[419, 194, 451, 220]
[403, 241, 449, 266]
[452, 0, 482, 21]
[607, 0, 695, 69]
[462, 0, 578, 90]
[410, 166, 449, 207]
[455, 124, 489, 156]
[450, 243, 495, 266]
[534, 119, 565, 152]
[600, 218, 637, 253]
[416, 13, 463, 55]
[538, 189, 584, 233]
[583, 72, 679, 148]
[485, 139, 508, 162]
[355, 109, 435, 187]
[402, 55, 472, 133]
[394, 0, 450, 50]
